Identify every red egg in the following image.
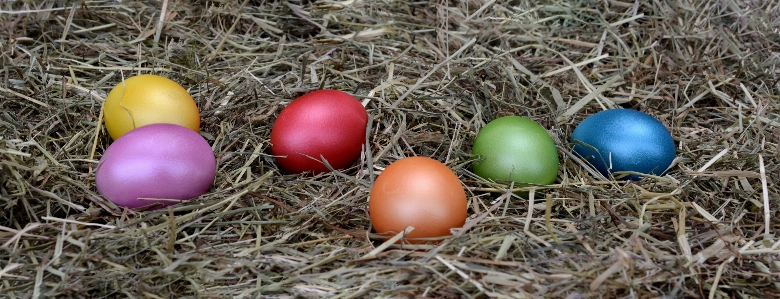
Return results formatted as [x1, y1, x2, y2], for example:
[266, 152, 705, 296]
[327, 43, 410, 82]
[270, 89, 368, 174]
[95, 124, 216, 209]
[369, 156, 468, 244]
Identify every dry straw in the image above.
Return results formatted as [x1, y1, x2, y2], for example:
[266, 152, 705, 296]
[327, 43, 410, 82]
[2, 0, 780, 298]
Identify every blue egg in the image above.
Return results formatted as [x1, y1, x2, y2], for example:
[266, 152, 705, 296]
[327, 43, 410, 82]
[571, 109, 675, 180]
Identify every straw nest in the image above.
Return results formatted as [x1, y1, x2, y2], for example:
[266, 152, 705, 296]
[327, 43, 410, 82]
[2, 0, 779, 298]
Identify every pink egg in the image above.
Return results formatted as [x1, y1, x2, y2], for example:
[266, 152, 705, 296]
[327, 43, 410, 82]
[96, 123, 216, 209]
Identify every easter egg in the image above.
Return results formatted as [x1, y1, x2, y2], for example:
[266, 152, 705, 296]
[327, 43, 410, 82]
[96, 123, 216, 209]
[471, 116, 559, 188]
[270, 89, 368, 174]
[571, 109, 675, 180]
[103, 74, 200, 140]
[369, 156, 468, 244]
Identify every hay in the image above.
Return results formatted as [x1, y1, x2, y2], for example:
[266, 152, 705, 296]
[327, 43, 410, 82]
[2, 0, 780, 297]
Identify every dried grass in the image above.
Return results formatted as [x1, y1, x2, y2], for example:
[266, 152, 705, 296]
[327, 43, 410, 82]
[2, 0, 780, 298]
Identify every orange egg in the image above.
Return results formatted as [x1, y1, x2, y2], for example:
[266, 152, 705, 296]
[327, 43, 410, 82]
[369, 156, 468, 244]
[103, 74, 200, 140]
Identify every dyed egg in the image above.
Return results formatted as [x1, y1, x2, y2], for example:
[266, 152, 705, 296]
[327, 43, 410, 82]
[96, 124, 216, 209]
[270, 89, 368, 174]
[571, 109, 675, 180]
[103, 74, 200, 140]
[369, 156, 468, 244]
[471, 116, 559, 188]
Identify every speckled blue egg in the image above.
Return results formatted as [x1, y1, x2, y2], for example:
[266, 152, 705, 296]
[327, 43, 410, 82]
[571, 109, 675, 180]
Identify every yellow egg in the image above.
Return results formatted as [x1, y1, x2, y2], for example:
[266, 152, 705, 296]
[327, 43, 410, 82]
[103, 74, 200, 140]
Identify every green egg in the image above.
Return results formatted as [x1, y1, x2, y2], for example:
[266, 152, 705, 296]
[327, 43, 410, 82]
[472, 116, 559, 190]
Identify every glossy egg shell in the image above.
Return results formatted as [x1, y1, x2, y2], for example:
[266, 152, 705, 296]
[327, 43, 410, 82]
[369, 156, 468, 244]
[471, 116, 559, 187]
[270, 89, 368, 174]
[103, 74, 200, 140]
[96, 123, 216, 209]
[571, 109, 676, 180]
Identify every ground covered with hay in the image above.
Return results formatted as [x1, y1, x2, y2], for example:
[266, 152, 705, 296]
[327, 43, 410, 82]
[2, 0, 780, 298]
